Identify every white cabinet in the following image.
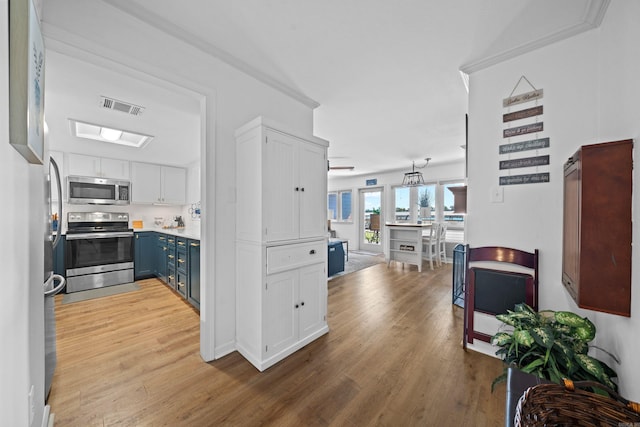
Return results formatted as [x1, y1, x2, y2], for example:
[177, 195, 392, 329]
[235, 117, 330, 371]
[236, 241, 328, 371]
[236, 118, 329, 243]
[130, 162, 186, 205]
[264, 263, 327, 358]
[67, 153, 129, 179]
[385, 224, 431, 273]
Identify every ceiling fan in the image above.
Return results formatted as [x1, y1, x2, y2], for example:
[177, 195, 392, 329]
[327, 159, 355, 171]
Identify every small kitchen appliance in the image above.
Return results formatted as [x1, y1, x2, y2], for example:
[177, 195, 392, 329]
[67, 175, 130, 205]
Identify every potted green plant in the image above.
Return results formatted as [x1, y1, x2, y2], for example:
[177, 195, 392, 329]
[418, 189, 431, 220]
[491, 303, 618, 392]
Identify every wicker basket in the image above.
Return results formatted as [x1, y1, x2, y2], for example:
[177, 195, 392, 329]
[515, 378, 640, 426]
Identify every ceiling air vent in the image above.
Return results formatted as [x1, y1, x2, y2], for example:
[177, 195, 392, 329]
[100, 96, 145, 116]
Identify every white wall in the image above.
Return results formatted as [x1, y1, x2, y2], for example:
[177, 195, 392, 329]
[41, 1, 315, 360]
[328, 161, 465, 250]
[466, 1, 640, 399]
[1, 1, 47, 424]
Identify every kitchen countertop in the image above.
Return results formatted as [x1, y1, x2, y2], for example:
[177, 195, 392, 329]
[134, 227, 201, 240]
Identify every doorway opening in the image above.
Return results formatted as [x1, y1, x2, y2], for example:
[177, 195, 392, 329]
[359, 188, 383, 253]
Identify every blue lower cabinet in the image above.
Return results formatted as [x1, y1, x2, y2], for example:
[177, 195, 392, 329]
[166, 236, 177, 288]
[134, 232, 156, 280]
[156, 234, 168, 283]
[328, 241, 345, 276]
[187, 239, 200, 309]
[175, 238, 188, 298]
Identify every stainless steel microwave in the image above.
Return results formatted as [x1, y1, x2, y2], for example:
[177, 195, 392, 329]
[67, 176, 130, 205]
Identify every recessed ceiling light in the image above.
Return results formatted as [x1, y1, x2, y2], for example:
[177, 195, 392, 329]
[100, 127, 123, 141]
[68, 119, 153, 148]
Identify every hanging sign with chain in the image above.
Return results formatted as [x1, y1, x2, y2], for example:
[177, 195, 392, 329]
[499, 75, 549, 186]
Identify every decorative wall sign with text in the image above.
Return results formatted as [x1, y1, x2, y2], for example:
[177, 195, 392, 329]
[500, 137, 550, 154]
[499, 76, 549, 186]
[500, 155, 549, 170]
[503, 89, 544, 108]
[503, 106, 543, 123]
[503, 122, 544, 138]
[499, 173, 550, 186]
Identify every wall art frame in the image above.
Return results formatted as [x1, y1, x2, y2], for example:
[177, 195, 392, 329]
[9, 0, 45, 164]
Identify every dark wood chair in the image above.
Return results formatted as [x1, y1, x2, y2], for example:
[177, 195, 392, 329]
[463, 245, 539, 348]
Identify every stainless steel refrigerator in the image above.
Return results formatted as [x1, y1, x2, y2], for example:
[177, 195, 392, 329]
[43, 156, 65, 399]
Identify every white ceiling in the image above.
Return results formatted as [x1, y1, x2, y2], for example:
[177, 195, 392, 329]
[42, 0, 608, 173]
[44, 50, 201, 166]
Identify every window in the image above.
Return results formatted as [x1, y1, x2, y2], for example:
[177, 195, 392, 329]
[443, 182, 465, 225]
[394, 186, 410, 222]
[327, 190, 352, 222]
[391, 181, 465, 243]
[340, 191, 352, 221]
[328, 193, 337, 220]
[417, 184, 436, 223]
[442, 181, 466, 243]
[393, 184, 435, 223]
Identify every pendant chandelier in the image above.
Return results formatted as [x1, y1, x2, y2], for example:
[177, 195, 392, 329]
[402, 158, 431, 186]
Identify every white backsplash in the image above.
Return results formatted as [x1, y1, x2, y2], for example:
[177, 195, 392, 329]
[58, 202, 184, 233]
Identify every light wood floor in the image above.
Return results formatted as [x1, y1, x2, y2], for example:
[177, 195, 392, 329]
[49, 261, 505, 426]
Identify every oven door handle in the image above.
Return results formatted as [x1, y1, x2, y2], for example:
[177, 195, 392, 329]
[66, 232, 134, 240]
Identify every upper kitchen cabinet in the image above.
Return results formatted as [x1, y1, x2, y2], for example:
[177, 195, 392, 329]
[67, 153, 130, 180]
[235, 117, 329, 243]
[131, 162, 186, 205]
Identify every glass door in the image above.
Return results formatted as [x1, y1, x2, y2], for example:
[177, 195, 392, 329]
[359, 188, 383, 253]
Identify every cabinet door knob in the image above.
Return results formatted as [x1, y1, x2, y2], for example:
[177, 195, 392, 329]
[295, 187, 299, 191]
[300, 187, 305, 192]
[301, 301, 305, 306]
[295, 304, 299, 309]
[309, 249, 316, 255]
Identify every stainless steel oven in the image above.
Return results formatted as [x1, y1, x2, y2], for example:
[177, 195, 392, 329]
[65, 212, 134, 293]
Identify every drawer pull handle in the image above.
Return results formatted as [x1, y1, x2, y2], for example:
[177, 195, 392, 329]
[178, 259, 185, 264]
[178, 282, 185, 287]
[190, 243, 200, 247]
[168, 255, 175, 259]
[309, 249, 316, 255]
[178, 242, 185, 246]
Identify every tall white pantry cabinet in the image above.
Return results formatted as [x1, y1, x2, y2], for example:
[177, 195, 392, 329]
[235, 117, 330, 371]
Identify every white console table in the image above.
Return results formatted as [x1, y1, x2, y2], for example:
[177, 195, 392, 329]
[384, 223, 432, 272]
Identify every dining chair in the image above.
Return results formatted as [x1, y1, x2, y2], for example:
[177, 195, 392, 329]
[437, 223, 448, 265]
[422, 223, 440, 270]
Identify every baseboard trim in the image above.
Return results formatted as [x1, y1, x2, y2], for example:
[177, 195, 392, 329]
[42, 405, 53, 427]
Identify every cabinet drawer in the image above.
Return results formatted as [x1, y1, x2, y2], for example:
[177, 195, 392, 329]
[176, 237, 188, 250]
[177, 252, 187, 272]
[167, 269, 176, 287]
[267, 241, 325, 275]
[177, 271, 187, 297]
